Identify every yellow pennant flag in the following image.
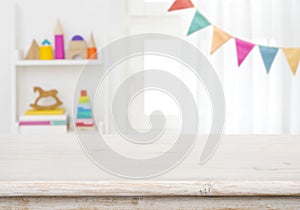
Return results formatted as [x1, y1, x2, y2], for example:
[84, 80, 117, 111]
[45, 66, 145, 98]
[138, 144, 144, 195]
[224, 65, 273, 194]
[282, 48, 300, 75]
[211, 26, 232, 54]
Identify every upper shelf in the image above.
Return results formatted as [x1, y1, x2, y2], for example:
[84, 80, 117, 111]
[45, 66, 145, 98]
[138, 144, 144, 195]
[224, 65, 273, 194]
[15, 59, 102, 67]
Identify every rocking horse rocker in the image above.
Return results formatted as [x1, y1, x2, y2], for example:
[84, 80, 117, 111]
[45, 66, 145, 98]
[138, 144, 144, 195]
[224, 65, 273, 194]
[30, 86, 63, 110]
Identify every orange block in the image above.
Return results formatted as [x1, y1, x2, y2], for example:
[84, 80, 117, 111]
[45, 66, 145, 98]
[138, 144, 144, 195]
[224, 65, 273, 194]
[81, 90, 87, 96]
[87, 48, 97, 59]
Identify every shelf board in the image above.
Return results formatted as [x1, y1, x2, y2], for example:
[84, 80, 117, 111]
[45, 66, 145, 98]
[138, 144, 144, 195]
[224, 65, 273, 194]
[15, 59, 102, 67]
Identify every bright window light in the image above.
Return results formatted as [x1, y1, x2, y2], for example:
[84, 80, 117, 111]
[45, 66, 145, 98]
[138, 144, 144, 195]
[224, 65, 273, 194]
[144, 40, 198, 116]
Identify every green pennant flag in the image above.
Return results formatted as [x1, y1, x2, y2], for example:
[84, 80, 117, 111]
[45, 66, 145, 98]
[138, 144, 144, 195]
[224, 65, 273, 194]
[187, 10, 211, 36]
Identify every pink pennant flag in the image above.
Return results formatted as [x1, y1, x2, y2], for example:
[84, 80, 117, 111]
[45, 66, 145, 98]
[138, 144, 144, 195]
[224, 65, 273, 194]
[168, 0, 194, 12]
[235, 38, 255, 67]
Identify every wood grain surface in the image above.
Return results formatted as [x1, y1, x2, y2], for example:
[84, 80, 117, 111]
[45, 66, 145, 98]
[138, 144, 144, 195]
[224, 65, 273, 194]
[1, 196, 300, 210]
[0, 134, 299, 209]
[0, 134, 299, 181]
[0, 181, 300, 197]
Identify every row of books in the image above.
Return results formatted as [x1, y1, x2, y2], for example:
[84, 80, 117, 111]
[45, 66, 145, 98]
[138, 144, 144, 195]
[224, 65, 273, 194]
[19, 108, 68, 134]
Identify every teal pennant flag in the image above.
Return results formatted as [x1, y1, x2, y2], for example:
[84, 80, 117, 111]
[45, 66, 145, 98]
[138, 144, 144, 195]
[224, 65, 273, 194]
[259, 46, 279, 74]
[187, 10, 211, 36]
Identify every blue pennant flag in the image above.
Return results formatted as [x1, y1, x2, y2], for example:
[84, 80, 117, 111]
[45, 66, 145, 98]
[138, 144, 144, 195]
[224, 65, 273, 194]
[187, 10, 211, 36]
[259, 46, 279, 74]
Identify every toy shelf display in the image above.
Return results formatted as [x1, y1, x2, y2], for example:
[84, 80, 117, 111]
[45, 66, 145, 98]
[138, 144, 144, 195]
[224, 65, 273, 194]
[12, 16, 104, 134]
[15, 59, 102, 67]
[19, 87, 68, 134]
[16, 86, 104, 134]
[24, 20, 98, 61]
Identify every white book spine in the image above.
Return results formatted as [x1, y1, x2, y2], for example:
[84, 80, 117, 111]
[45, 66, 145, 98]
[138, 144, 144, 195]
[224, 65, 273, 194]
[19, 125, 67, 134]
[19, 115, 67, 121]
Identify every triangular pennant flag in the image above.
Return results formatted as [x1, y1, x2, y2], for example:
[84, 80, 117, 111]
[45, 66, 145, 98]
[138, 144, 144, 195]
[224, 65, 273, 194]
[235, 38, 255, 67]
[282, 48, 300, 75]
[168, 0, 194, 12]
[187, 11, 211, 36]
[210, 26, 232, 54]
[259, 46, 279, 74]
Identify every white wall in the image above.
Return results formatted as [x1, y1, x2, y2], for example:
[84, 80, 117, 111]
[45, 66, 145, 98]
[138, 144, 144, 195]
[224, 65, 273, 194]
[0, 0, 126, 134]
[0, 1, 13, 133]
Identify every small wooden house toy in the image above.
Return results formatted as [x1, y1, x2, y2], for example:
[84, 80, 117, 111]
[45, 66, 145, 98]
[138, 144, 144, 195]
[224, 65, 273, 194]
[66, 35, 87, 59]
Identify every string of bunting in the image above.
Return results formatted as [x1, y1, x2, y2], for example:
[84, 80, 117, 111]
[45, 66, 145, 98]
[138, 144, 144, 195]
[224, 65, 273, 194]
[168, 0, 300, 75]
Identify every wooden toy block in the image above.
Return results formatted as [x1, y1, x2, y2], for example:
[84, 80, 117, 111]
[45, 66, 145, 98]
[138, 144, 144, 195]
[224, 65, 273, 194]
[79, 96, 90, 103]
[40, 39, 53, 60]
[81, 90, 87, 96]
[25, 40, 40, 60]
[54, 19, 65, 59]
[87, 33, 97, 59]
[66, 35, 87, 59]
[76, 90, 95, 130]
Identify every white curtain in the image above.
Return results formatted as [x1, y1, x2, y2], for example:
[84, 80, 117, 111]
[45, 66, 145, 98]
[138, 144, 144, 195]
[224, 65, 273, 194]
[181, 0, 300, 134]
[107, 0, 300, 135]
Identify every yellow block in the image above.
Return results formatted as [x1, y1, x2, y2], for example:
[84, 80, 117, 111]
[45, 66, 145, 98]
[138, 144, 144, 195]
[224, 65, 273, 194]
[79, 96, 90, 103]
[40, 46, 53, 60]
[25, 108, 65, 115]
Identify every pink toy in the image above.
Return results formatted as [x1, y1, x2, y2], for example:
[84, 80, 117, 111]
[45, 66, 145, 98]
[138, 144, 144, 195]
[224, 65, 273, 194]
[54, 20, 65, 59]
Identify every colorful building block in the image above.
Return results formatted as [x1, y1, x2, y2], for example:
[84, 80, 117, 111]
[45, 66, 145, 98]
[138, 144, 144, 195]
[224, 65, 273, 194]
[40, 39, 53, 60]
[54, 19, 65, 59]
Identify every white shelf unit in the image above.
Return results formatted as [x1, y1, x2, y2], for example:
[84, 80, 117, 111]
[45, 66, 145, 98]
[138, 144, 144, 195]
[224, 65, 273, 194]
[12, 50, 102, 133]
[10, 1, 110, 134]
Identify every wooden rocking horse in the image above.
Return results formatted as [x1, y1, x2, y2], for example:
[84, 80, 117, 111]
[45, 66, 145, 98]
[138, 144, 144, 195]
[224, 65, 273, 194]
[30, 86, 63, 110]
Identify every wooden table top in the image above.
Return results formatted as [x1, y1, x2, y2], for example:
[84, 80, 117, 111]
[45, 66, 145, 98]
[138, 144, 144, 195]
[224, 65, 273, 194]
[0, 134, 299, 196]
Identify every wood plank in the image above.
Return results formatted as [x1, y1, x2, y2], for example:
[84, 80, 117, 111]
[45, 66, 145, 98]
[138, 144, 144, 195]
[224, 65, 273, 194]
[0, 181, 300, 197]
[0, 196, 300, 210]
[0, 134, 300, 181]
[0, 135, 300, 208]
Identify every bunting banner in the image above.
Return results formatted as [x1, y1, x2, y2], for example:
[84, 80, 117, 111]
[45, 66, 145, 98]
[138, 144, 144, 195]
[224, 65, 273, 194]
[259, 46, 278, 74]
[168, 0, 194, 12]
[235, 39, 255, 67]
[282, 48, 300, 75]
[211, 27, 232, 54]
[187, 10, 211, 36]
[168, 1, 300, 75]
